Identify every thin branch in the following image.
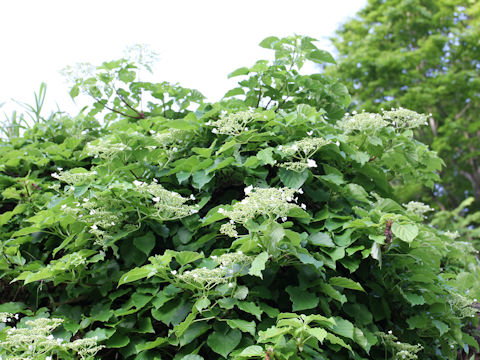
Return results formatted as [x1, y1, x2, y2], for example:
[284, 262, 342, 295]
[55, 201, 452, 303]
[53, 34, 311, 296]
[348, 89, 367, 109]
[114, 86, 145, 119]
[455, 102, 471, 120]
[255, 88, 263, 108]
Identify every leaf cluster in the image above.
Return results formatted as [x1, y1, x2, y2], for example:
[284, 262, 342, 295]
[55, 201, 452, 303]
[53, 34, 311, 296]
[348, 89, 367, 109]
[0, 35, 479, 360]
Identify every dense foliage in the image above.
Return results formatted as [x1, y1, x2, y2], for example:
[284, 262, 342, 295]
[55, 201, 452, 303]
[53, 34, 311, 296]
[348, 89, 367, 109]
[0, 36, 479, 359]
[330, 0, 480, 212]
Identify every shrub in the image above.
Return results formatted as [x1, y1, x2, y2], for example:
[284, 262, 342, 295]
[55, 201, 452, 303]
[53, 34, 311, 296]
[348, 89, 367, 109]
[0, 36, 479, 359]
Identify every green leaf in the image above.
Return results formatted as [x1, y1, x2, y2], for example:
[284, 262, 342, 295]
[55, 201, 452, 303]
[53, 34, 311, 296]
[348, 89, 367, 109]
[207, 328, 242, 358]
[228, 67, 250, 79]
[0, 302, 27, 313]
[248, 252, 269, 279]
[106, 331, 130, 348]
[259, 36, 280, 49]
[329, 277, 365, 292]
[308, 232, 335, 247]
[175, 251, 203, 266]
[319, 173, 344, 185]
[403, 292, 425, 306]
[331, 318, 354, 339]
[69, 85, 79, 99]
[306, 49, 336, 64]
[256, 148, 275, 165]
[279, 168, 309, 188]
[350, 151, 370, 166]
[174, 312, 197, 338]
[192, 170, 214, 189]
[239, 345, 264, 357]
[258, 326, 290, 341]
[118, 265, 156, 286]
[136, 337, 167, 352]
[133, 232, 156, 256]
[391, 223, 418, 243]
[286, 286, 319, 311]
[237, 301, 263, 321]
[226, 319, 256, 336]
[180, 356, 204, 360]
[224, 87, 245, 97]
[195, 297, 211, 312]
[306, 327, 327, 343]
[326, 332, 352, 351]
[432, 320, 449, 336]
[233, 286, 249, 300]
[345, 183, 370, 203]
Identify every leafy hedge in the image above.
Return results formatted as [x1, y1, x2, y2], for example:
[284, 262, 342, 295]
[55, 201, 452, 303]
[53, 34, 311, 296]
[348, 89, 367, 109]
[0, 36, 479, 359]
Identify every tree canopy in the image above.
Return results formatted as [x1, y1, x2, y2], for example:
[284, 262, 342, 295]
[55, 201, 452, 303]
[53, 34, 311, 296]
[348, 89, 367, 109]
[331, 0, 480, 212]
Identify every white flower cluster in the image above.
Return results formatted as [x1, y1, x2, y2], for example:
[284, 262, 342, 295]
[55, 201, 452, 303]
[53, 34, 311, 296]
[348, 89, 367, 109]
[134, 181, 198, 220]
[443, 230, 460, 240]
[278, 161, 316, 172]
[0, 312, 18, 323]
[382, 108, 429, 129]
[448, 293, 478, 318]
[277, 137, 329, 171]
[175, 252, 252, 289]
[214, 251, 253, 267]
[176, 267, 229, 288]
[380, 331, 423, 360]
[280, 137, 331, 157]
[61, 197, 124, 246]
[51, 169, 97, 184]
[85, 140, 130, 160]
[151, 129, 190, 148]
[207, 109, 254, 136]
[220, 222, 239, 238]
[338, 111, 388, 133]
[403, 201, 434, 218]
[219, 187, 301, 226]
[0, 316, 103, 360]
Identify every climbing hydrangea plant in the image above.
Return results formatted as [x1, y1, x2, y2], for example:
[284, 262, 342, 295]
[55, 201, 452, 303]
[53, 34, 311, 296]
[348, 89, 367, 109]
[0, 35, 479, 359]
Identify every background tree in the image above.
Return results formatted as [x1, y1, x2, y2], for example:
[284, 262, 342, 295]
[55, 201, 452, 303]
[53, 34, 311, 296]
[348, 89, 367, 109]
[330, 0, 480, 212]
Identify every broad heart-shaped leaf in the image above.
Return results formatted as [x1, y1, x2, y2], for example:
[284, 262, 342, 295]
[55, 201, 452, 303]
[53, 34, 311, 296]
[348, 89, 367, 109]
[306, 49, 336, 64]
[133, 231, 156, 256]
[259, 36, 280, 49]
[345, 183, 370, 203]
[329, 277, 365, 292]
[233, 286, 249, 300]
[106, 331, 130, 348]
[194, 297, 211, 312]
[227, 67, 250, 79]
[207, 328, 242, 358]
[237, 301, 263, 321]
[226, 318, 256, 336]
[402, 292, 425, 306]
[286, 286, 319, 311]
[331, 317, 354, 339]
[179, 355, 204, 360]
[432, 320, 449, 336]
[118, 265, 156, 286]
[174, 251, 204, 266]
[264, 222, 285, 257]
[391, 223, 419, 243]
[308, 232, 335, 247]
[306, 327, 328, 343]
[248, 252, 269, 279]
[239, 345, 264, 357]
[224, 87, 245, 98]
[279, 168, 309, 188]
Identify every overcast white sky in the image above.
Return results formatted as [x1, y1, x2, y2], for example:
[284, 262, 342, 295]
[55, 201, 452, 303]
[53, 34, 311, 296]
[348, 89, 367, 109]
[0, 0, 366, 117]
